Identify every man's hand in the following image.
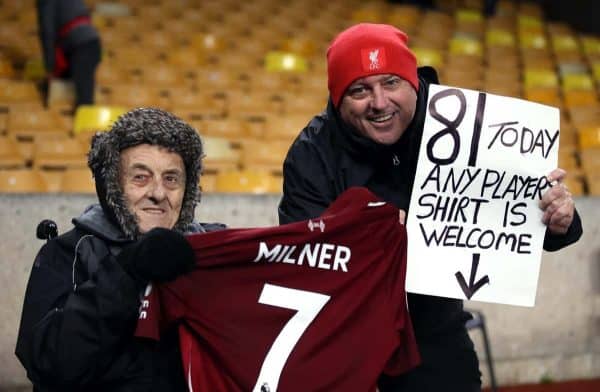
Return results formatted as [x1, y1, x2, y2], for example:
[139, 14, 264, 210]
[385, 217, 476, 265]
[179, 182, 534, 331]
[118, 228, 195, 283]
[539, 168, 575, 235]
[399, 209, 406, 225]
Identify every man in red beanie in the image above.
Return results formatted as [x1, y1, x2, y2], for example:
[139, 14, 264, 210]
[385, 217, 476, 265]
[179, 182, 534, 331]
[279, 23, 582, 391]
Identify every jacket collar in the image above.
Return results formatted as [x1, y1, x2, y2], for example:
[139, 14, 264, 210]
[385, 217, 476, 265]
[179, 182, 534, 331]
[73, 204, 131, 243]
[73, 204, 209, 243]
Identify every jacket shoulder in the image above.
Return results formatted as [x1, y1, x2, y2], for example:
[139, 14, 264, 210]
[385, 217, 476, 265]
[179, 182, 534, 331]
[288, 113, 334, 159]
[417, 66, 439, 84]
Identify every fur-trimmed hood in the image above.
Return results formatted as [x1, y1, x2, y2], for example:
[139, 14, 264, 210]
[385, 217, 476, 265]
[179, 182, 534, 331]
[87, 108, 203, 239]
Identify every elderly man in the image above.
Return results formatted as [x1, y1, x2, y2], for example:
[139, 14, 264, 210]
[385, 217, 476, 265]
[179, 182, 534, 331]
[16, 108, 224, 391]
[279, 23, 582, 391]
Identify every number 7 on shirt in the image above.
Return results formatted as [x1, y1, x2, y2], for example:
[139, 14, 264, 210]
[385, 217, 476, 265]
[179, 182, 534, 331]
[252, 284, 331, 392]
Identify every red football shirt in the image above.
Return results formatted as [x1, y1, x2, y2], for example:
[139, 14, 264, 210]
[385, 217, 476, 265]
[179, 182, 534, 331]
[135, 187, 419, 391]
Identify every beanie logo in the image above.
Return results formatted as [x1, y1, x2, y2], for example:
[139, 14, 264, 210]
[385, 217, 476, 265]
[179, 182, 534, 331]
[369, 49, 380, 69]
[361, 47, 387, 71]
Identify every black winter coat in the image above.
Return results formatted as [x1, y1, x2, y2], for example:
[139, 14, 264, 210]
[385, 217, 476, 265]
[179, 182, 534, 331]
[15, 205, 225, 391]
[279, 66, 583, 339]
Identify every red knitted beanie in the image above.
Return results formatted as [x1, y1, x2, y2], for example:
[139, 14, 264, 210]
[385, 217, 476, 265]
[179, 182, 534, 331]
[327, 23, 419, 107]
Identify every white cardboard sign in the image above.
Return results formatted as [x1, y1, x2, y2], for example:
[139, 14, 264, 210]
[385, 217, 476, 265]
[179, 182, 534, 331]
[406, 84, 560, 307]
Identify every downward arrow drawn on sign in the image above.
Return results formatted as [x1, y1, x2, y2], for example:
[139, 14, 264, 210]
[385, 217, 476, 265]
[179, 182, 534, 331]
[455, 253, 490, 299]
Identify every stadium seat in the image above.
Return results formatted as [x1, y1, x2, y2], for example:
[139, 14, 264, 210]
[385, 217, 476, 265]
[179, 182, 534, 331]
[110, 47, 157, 68]
[107, 84, 167, 108]
[7, 109, 67, 140]
[200, 118, 251, 144]
[449, 37, 483, 57]
[195, 68, 239, 90]
[562, 73, 595, 91]
[60, 168, 96, 193]
[141, 64, 185, 86]
[138, 30, 175, 51]
[564, 175, 584, 196]
[487, 13, 515, 31]
[0, 136, 26, 168]
[387, 5, 420, 29]
[0, 57, 15, 78]
[551, 34, 579, 53]
[280, 90, 327, 116]
[22, 59, 46, 82]
[169, 89, 226, 120]
[454, 8, 484, 38]
[240, 140, 290, 174]
[580, 35, 600, 58]
[584, 171, 600, 196]
[590, 62, 600, 82]
[524, 87, 561, 106]
[413, 47, 444, 68]
[264, 51, 308, 73]
[263, 115, 309, 143]
[563, 90, 598, 109]
[167, 48, 204, 68]
[200, 172, 217, 193]
[0, 80, 41, 105]
[351, 8, 383, 24]
[578, 125, 600, 149]
[523, 69, 559, 89]
[485, 29, 516, 48]
[521, 50, 555, 69]
[189, 33, 227, 54]
[568, 106, 600, 127]
[202, 136, 240, 173]
[227, 91, 281, 119]
[97, 61, 138, 85]
[519, 30, 547, 51]
[558, 147, 580, 176]
[248, 72, 293, 93]
[32, 137, 88, 170]
[518, 12, 544, 29]
[281, 36, 318, 57]
[0, 169, 47, 193]
[73, 105, 127, 136]
[215, 170, 282, 194]
[579, 147, 600, 173]
[38, 169, 62, 193]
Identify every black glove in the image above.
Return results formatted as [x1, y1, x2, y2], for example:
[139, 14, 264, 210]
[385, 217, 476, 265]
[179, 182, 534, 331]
[117, 228, 195, 283]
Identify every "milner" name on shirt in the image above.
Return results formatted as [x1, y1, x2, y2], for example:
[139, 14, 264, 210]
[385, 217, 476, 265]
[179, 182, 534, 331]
[253, 242, 351, 272]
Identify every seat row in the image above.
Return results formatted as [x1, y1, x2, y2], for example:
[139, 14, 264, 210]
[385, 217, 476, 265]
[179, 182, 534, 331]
[0, 168, 282, 194]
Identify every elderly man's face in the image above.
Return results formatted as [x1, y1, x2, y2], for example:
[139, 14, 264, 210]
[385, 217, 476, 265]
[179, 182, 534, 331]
[339, 74, 417, 145]
[120, 144, 186, 233]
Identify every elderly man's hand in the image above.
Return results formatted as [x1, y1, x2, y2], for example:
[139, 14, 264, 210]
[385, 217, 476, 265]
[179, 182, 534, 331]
[118, 228, 195, 283]
[539, 168, 575, 235]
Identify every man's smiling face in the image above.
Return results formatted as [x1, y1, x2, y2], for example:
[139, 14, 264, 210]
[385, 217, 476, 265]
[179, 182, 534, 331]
[339, 73, 417, 145]
[119, 144, 186, 233]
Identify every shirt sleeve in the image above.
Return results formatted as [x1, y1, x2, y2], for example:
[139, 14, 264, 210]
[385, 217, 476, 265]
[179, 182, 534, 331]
[543, 208, 583, 252]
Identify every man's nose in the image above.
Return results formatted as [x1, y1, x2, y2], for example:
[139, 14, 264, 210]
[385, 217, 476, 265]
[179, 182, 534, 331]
[371, 86, 387, 110]
[147, 179, 167, 201]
